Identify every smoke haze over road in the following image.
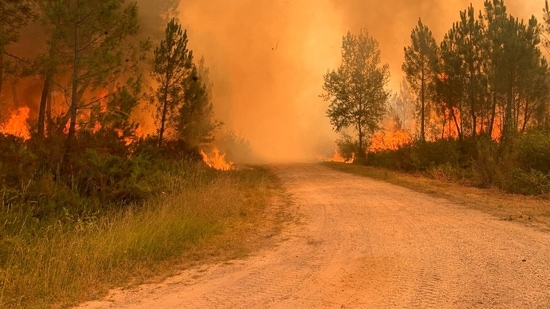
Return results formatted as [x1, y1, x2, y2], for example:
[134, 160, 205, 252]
[179, 0, 543, 162]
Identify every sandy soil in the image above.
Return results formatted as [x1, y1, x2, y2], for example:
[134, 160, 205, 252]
[78, 163, 550, 308]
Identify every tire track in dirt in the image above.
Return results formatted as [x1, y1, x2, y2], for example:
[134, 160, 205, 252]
[78, 163, 550, 308]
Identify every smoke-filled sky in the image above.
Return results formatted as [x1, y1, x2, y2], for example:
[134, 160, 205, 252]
[178, 0, 545, 162]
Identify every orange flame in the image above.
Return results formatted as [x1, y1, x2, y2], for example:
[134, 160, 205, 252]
[200, 146, 234, 171]
[330, 147, 354, 163]
[317, 147, 354, 163]
[369, 130, 412, 152]
[0, 107, 31, 140]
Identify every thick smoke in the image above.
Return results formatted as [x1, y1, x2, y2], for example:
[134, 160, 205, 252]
[179, 0, 343, 162]
[178, 0, 544, 163]
[2, 1, 542, 162]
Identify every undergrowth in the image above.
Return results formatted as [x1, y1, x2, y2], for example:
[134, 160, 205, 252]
[0, 158, 279, 308]
[363, 132, 550, 196]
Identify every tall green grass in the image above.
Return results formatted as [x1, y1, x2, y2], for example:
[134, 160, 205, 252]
[0, 161, 279, 308]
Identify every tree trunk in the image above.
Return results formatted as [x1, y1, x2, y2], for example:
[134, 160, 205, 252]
[0, 50, 4, 105]
[488, 93, 497, 138]
[158, 99, 168, 147]
[470, 89, 476, 138]
[157, 80, 171, 148]
[503, 84, 514, 140]
[65, 3, 80, 160]
[47, 87, 53, 135]
[357, 123, 364, 159]
[38, 74, 52, 138]
[158, 65, 173, 148]
[38, 40, 57, 138]
[441, 116, 446, 140]
[450, 106, 462, 140]
[420, 69, 426, 142]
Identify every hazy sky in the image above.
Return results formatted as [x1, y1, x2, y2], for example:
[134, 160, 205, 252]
[178, 0, 546, 162]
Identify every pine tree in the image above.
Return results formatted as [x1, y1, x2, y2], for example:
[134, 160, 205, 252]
[0, 0, 33, 104]
[42, 0, 144, 156]
[151, 18, 193, 147]
[175, 57, 220, 146]
[484, 0, 549, 138]
[402, 18, 439, 142]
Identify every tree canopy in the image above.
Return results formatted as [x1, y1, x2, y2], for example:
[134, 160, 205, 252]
[401, 0, 550, 141]
[151, 18, 218, 148]
[403, 18, 439, 141]
[0, 0, 33, 103]
[322, 30, 390, 158]
[40, 0, 145, 157]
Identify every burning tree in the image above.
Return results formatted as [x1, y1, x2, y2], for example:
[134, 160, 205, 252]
[322, 30, 390, 159]
[40, 0, 145, 155]
[0, 0, 33, 111]
[408, 0, 550, 141]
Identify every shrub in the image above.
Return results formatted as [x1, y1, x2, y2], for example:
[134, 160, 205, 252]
[514, 131, 550, 173]
[0, 134, 38, 188]
[337, 134, 358, 162]
[363, 131, 550, 195]
[505, 168, 550, 195]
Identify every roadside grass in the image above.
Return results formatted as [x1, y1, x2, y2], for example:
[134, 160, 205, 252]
[323, 162, 550, 232]
[0, 161, 289, 309]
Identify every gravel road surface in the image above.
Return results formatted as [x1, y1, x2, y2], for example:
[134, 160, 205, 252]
[79, 163, 550, 308]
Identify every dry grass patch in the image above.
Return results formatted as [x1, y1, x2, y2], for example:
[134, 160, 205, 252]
[0, 162, 292, 309]
[324, 162, 550, 232]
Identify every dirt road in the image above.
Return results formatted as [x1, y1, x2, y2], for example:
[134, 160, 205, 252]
[80, 164, 550, 308]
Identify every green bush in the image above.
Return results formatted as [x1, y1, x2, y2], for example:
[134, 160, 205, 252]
[337, 134, 358, 162]
[504, 168, 550, 195]
[0, 134, 38, 188]
[469, 137, 499, 187]
[74, 149, 153, 204]
[514, 131, 550, 173]
[363, 133, 550, 195]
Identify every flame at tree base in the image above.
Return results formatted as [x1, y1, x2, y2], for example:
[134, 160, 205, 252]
[200, 147, 235, 171]
[318, 147, 355, 163]
[369, 130, 412, 152]
[0, 107, 31, 139]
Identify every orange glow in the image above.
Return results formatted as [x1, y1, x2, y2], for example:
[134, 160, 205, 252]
[118, 126, 144, 146]
[443, 107, 461, 139]
[490, 118, 502, 140]
[316, 146, 354, 163]
[0, 107, 31, 140]
[200, 146, 234, 171]
[133, 125, 144, 139]
[99, 90, 108, 113]
[92, 121, 102, 133]
[369, 130, 412, 152]
[328, 147, 354, 163]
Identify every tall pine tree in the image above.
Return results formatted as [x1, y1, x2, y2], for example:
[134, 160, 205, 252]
[151, 18, 193, 147]
[402, 18, 439, 141]
[42, 0, 144, 156]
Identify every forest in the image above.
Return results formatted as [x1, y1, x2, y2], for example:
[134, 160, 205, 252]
[0, 0, 232, 215]
[338, 0, 550, 196]
[0, 1, 260, 307]
[2, 0, 550, 307]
